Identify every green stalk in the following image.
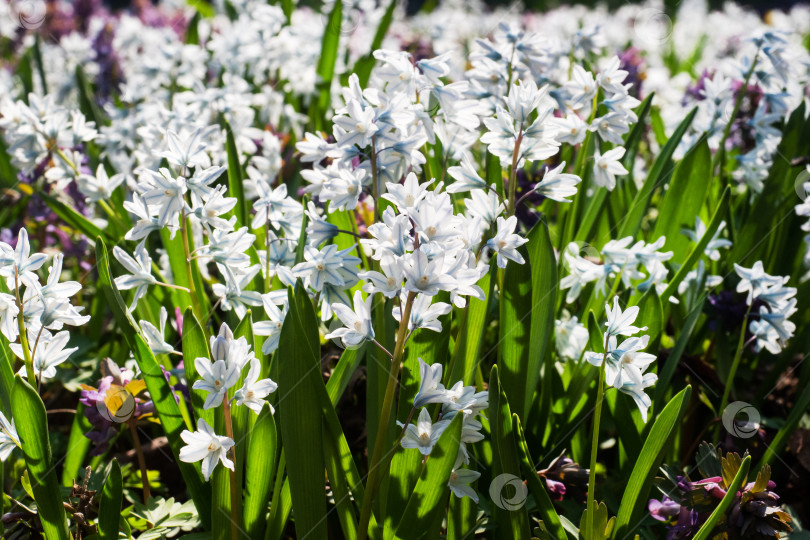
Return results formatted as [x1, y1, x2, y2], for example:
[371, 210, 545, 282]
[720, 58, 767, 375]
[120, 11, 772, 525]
[506, 127, 525, 217]
[357, 291, 417, 540]
[716, 303, 753, 441]
[585, 333, 609, 540]
[180, 210, 205, 324]
[13, 269, 35, 384]
[370, 136, 380, 223]
[222, 396, 240, 540]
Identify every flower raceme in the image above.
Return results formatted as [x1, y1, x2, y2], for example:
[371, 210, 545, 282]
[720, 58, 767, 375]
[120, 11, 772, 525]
[584, 296, 657, 422]
[180, 323, 277, 481]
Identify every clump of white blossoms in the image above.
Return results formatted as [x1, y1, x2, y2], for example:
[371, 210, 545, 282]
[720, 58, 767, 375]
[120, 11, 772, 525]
[0, 229, 88, 385]
[734, 261, 796, 354]
[585, 297, 657, 422]
[180, 323, 277, 481]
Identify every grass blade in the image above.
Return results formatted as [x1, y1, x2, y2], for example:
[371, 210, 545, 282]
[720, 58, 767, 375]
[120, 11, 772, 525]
[11, 376, 70, 540]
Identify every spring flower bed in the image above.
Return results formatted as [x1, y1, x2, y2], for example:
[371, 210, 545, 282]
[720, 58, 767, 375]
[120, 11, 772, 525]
[0, 0, 809, 538]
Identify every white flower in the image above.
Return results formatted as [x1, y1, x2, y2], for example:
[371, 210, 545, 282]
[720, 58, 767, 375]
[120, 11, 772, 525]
[534, 162, 581, 203]
[592, 147, 628, 191]
[447, 153, 488, 193]
[161, 128, 210, 171]
[555, 313, 589, 361]
[192, 356, 242, 410]
[734, 261, 784, 305]
[0, 411, 20, 462]
[403, 251, 456, 296]
[0, 229, 48, 289]
[179, 418, 234, 481]
[413, 358, 446, 408]
[254, 294, 287, 355]
[140, 306, 175, 356]
[325, 290, 374, 348]
[393, 292, 451, 332]
[682, 218, 732, 261]
[139, 167, 188, 228]
[448, 468, 481, 503]
[12, 330, 77, 381]
[487, 216, 528, 269]
[113, 244, 156, 311]
[565, 65, 598, 110]
[615, 372, 657, 422]
[603, 296, 646, 341]
[76, 164, 126, 203]
[234, 358, 278, 414]
[585, 334, 656, 388]
[398, 408, 451, 456]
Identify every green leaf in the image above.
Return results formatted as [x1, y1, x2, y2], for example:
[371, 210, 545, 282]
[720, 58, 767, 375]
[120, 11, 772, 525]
[276, 283, 327, 539]
[692, 455, 751, 540]
[611, 385, 692, 539]
[651, 139, 711, 260]
[314, 0, 342, 124]
[11, 376, 70, 540]
[244, 403, 278, 539]
[40, 191, 110, 243]
[60, 405, 94, 488]
[182, 308, 215, 428]
[95, 237, 211, 524]
[618, 107, 697, 238]
[514, 417, 567, 540]
[393, 413, 463, 539]
[75, 64, 107, 127]
[225, 121, 248, 228]
[498, 242, 533, 418]
[659, 187, 729, 303]
[98, 460, 124, 540]
[652, 297, 703, 412]
[326, 346, 363, 405]
[351, 0, 396, 86]
[447, 261, 495, 386]
[527, 220, 557, 421]
[488, 366, 531, 538]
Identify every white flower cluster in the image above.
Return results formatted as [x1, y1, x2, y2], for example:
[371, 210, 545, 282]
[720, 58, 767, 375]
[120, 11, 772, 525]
[560, 236, 674, 303]
[180, 323, 277, 481]
[734, 262, 796, 354]
[584, 297, 657, 421]
[0, 230, 88, 382]
[398, 359, 488, 504]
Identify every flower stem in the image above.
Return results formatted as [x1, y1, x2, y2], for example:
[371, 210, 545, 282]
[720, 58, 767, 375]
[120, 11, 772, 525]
[507, 126, 524, 217]
[717, 303, 753, 441]
[585, 334, 609, 539]
[370, 136, 380, 224]
[222, 396, 239, 540]
[128, 420, 151, 502]
[180, 210, 205, 324]
[357, 291, 417, 540]
[13, 268, 35, 384]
